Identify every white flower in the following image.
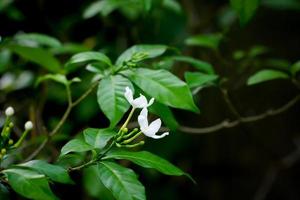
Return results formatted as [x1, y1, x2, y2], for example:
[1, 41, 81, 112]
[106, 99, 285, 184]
[24, 121, 33, 131]
[124, 87, 154, 108]
[5, 107, 14, 117]
[138, 108, 169, 139]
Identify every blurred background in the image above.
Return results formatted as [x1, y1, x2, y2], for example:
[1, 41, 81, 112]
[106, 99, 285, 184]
[1, 0, 300, 199]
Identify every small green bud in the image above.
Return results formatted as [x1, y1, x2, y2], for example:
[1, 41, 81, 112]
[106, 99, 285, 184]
[1, 148, 6, 154]
[9, 122, 14, 128]
[8, 139, 14, 145]
[122, 128, 128, 133]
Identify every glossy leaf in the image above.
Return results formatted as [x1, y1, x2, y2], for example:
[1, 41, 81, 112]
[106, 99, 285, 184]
[17, 160, 73, 184]
[83, 128, 117, 149]
[97, 75, 133, 127]
[124, 68, 199, 112]
[36, 74, 80, 86]
[230, 0, 260, 25]
[8, 45, 61, 73]
[66, 51, 112, 72]
[184, 72, 219, 88]
[4, 168, 58, 200]
[60, 138, 94, 156]
[104, 150, 191, 178]
[116, 44, 167, 67]
[14, 33, 61, 48]
[170, 56, 215, 74]
[97, 161, 146, 200]
[247, 69, 289, 85]
[185, 33, 222, 50]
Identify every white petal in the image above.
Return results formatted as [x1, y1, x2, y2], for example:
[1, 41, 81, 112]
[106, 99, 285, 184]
[151, 132, 169, 139]
[124, 87, 133, 104]
[138, 115, 148, 130]
[140, 107, 148, 118]
[132, 95, 148, 108]
[148, 98, 155, 106]
[144, 118, 161, 137]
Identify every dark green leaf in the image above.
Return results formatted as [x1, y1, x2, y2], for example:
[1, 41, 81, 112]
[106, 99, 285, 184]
[230, 0, 260, 26]
[36, 74, 80, 86]
[184, 72, 219, 88]
[97, 75, 133, 127]
[97, 161, 146, 200]
[247, 69, 289, 85]
[185, 33, 222, 50]
[8, 45, 61, 73]
[14, 33, 61, 48]
[116, 44, 167, 67]
[262, 0, 300, 11]
[4, 168, 58, 200]
[124, 68, 199, 112]
[60, 138, 94, 156]
[66, 51, 112, 73]
[291, 61, 300, 76]
[17, 160, 73, 184]
[170, 56, 215, 74]
[83, 128, 117, 149]
[104, 150, 192, 179]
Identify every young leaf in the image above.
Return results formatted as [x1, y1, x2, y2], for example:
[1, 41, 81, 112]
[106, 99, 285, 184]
[36, 74, 80, 87]
[83, 128, 117, 149]
[65, 51, 112, 73]
[247, 69, 289, 85]
[97, 161, 146, 200]
[184, 72, 219, 88]
[170, 56, 215, 74]
[104, 150, 192, 179]
[14, 33, 62, 48]
[17, 160, 73, 184]
[4, 168, 58, 200]
[97, 75, 133, 127]
[60, 138, 94, 156]
[230, 0, 260, 26]
[8, 45, 61, 73]
[124, 68, 199, 112]
[185, 33, 222, 50]
[116, 44, 167, 67]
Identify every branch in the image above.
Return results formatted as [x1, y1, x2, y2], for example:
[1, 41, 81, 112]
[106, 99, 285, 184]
[178, 95, 300, 134]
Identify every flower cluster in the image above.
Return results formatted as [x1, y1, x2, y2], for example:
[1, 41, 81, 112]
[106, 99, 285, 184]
[0, 106, 33, 160]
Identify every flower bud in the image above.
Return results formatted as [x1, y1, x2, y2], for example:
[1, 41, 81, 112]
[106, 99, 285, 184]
[8, 139, 14, 145]
[5, 107, 14, 116]
[1, 148, 6, 154]
[9, 122, 14, 128]
[24, 121, 33, 131]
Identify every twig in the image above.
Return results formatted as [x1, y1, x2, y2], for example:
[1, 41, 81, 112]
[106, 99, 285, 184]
[178, 95, 300, 134]
[25, 81, 99, 161]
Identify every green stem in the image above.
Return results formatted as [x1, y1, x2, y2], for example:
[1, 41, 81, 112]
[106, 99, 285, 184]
[121, 107, 135, 130]
[13, 130, 30, 148]
[121, 131, 142, 144]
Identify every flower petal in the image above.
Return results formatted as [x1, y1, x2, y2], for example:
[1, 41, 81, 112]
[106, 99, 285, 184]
[132, 95, 148, 108]
[140, 107, 148, 118]
[151, 132, 169, 139]
[138, 115, 148, 130]
[124, 87, 133, 104]
[144, 118, 161, 137]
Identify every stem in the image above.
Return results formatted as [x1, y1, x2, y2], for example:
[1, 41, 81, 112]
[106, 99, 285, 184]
[121, 131, 142, 144]
[121, 107, 135, 130]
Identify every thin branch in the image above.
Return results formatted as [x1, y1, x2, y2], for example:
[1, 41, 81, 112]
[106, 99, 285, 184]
[178, 95, 300, 134]
[25, 82, 99, 161]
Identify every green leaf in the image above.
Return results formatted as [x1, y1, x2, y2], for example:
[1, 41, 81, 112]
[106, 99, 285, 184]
[262, 0, 300, 11]
[124, 68, 199, 112]
[83, 128, 117, 149]
[51, 43, 90, 55]
[104, 150, 192, 179]
[60, 138, 94, 156]
[14, 33, 61, 48]
[185, 33, 222, 50]
[65, 51, 112, 73]
[247, 69, 289, 85]
[97, 75, 133, 127]
[149, 102, 179, 131]
[17, 160, 73, 184]
[83, 0, 126, 18]
[97, 161, 146, 200]
[291, 61, 300, 76]
[184, 72, 219, 88]
[116, 44, 167, 67]
[83, 166, 115, 200]
[8, 45, 61, 73]
[230, 0, 260, 26]
[36, 74, 81, 87]
[4, 168, 58, 200]
[170, 56, 215, 74]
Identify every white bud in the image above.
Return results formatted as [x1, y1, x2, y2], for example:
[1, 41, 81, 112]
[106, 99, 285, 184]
[5, 107, 14, 117]
[24, 121, 33, 131]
